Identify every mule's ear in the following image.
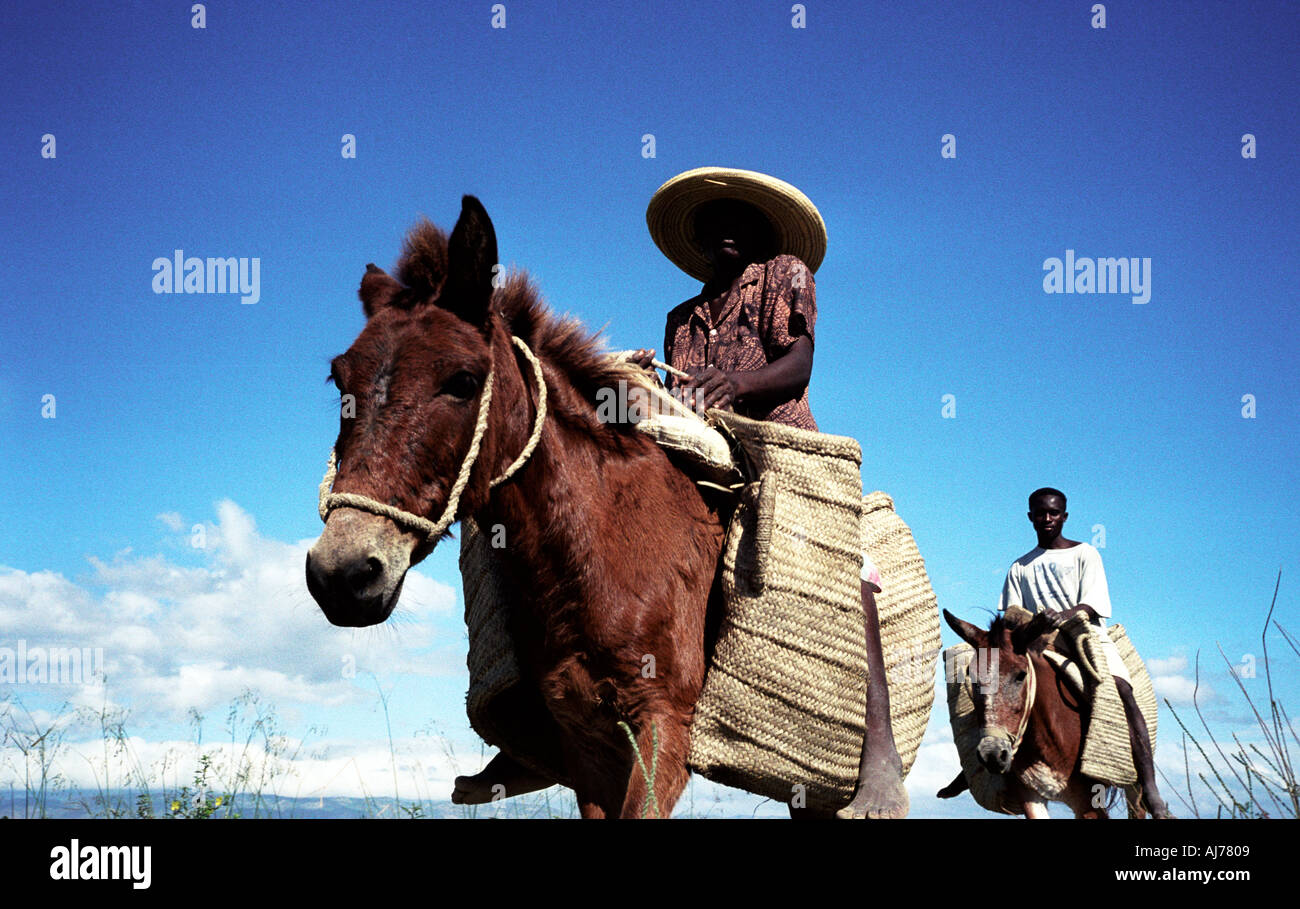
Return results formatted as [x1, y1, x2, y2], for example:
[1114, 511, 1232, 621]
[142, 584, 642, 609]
[359, 264, 405, 318]
[943, 609, 985, 648]
[444, 195, 498, 326]
[1014, 611, 1054, 654]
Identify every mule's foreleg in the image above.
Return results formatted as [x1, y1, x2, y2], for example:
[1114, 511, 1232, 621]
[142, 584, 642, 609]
[1023, 797, 1051, 819]
[559, 737, 631, 819]
[619, 714, 691, 819]
[577, 798, 608, 819]
[1066, 778, 1111, 818]
[1123, 784, 1148, 819]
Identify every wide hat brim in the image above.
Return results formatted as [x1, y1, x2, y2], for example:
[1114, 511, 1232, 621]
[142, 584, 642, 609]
[646, 167, 827, 282]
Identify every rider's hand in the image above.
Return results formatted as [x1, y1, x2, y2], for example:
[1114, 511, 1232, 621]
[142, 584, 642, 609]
[1054, 605, 1098, 628]
[627, 349, 656, 369]
[680, 366, 741, 412]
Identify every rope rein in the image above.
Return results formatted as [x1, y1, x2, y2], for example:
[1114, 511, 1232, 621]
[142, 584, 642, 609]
[489, 338, 547, 488]
[650, 357, 691, 381]
[317, 335, 547, 540]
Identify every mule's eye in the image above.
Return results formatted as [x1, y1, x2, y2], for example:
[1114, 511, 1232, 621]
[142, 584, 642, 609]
[1014, 670, 1027, 682]
[443, 371, 480, 399]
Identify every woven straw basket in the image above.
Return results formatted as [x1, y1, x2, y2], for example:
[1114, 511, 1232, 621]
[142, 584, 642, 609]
[1078, 625, 1158, 784]
[460, 518, 569, 783]
[945, 623, 1157, 815]
[460, 517, 520, 749]
[862, 491, 943, 775]
[686, 411, 940, 811]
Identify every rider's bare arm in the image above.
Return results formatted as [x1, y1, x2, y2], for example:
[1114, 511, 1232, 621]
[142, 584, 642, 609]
[732, 335, 813, 404]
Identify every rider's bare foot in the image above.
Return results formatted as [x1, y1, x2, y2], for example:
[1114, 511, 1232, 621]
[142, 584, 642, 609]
[451, 753, 554, 805]
[835, 754, 910, 819]
[1147, 796, 1174, 819]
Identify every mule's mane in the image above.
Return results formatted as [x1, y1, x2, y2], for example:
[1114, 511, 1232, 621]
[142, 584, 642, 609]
[397, 219, 643, 412]
[988, 607, 1053, 654]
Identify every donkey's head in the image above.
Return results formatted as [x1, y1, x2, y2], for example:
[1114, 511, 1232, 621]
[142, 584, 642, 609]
[307, 197, 509, 627]
[944, 608, 1055, 774]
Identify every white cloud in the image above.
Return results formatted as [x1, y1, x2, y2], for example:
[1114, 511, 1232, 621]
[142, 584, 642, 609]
[156, 512, 185, 532]
[19, 732, 468, 804]
[1147, 655, 1188, 676]
[1134, 653, 1218, 706]
[0, 500, 459, 724]
[905, 711, 960, 790]
[1153, 673, 1213, 705]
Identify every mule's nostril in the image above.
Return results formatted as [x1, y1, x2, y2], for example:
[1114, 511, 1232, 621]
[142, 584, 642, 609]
[346, 556, 384, 594]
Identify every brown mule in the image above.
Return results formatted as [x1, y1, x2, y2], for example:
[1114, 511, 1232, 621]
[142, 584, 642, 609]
[306, 197, 727, 817]
[942, 610, 1153, 818]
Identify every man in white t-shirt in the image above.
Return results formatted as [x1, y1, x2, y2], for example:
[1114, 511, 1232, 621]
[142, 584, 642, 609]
[998, 487, 1170, 818]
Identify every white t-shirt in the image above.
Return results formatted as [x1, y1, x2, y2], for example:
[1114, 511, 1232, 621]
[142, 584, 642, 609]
[998, 542, 1112, 619]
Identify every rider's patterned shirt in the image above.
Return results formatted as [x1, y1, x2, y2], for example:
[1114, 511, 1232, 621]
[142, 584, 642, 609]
[662, 254, 817, 432]
[660, 254, 883, 589]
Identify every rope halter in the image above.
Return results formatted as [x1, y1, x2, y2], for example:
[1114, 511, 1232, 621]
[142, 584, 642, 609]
[1008, 652, 1038, 755]
[317, 335, 547, 541]
[977, 648, 1038, 762]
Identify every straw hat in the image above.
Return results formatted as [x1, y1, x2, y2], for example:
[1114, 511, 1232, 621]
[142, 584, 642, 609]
[646, 167, 827, 282]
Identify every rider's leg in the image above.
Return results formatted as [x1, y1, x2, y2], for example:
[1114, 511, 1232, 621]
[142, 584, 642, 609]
[452, 752, 554, 805]
[1115, 676, 1172, 818]
[834, 579, 910, 819]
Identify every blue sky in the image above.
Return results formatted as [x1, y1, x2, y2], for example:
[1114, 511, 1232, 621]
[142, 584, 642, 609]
[2, 0, 1296, 817]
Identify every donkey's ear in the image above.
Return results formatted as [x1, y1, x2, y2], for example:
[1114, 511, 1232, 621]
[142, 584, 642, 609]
[943, 609, 985, 648]
[444, 195, 498, 326]
[359, 264, 405, 318]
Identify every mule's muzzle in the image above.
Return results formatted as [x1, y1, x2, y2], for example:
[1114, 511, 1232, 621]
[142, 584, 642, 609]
[976, 733, 1014, 775]
[306, 551, 403, 626]
[306, 509, 417, 626]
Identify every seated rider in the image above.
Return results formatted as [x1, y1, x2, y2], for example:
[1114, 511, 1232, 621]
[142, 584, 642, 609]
[639, 167, 907, 819]
[454, 167, 908, 818]
[998, 487, 1171, 819]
